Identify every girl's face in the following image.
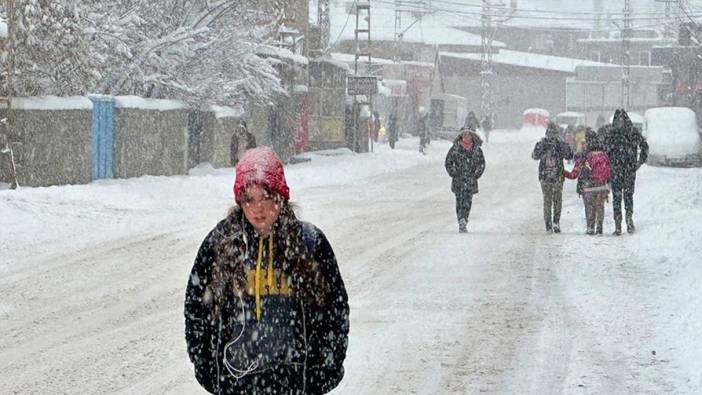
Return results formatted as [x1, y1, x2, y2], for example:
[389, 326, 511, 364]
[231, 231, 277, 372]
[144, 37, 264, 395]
[240, 184, 281, 236]
[461, 134, 473, 147]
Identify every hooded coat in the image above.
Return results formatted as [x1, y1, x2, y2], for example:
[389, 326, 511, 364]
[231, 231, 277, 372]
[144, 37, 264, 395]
[184, 205, 349, 395]
[532, 124, 574, 182]
[444, 132, 486, 194]
[607, 109, 648, 188]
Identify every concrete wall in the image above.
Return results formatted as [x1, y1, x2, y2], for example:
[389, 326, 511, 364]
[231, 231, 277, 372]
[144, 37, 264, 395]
[0, 108, 92, 187]
[113, 107, 189, 178]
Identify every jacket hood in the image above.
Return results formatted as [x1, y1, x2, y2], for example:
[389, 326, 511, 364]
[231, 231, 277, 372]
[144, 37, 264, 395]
[612, 109, 634, 131]
[453, 130, 483, 146]
[545, 122, 560, 139]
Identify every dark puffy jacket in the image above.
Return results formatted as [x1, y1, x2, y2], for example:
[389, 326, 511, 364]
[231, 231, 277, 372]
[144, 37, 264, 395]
[607, 109, 648, 186]
[532, 128, 573, 182]
[184, 211, 349, 395]
[444, 133, 486, 194]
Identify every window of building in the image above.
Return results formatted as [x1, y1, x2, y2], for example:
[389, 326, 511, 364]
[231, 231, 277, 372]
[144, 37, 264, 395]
[590, 51, 601, 62]
[639, 51, 651, 66]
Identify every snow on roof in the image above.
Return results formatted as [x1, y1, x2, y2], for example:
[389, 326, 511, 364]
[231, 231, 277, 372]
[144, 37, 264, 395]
[6, 96, 93, 110]
[440, 50, 610, 74]
[209, 105, 245, 119]
[329, 52, 434, 68]
[313, 56, 352, 72]
[523, 108, 550, 116]
[556, 111, 585, 117]
[114, 96, 186, 111]
[330, 4, 505, 48]
[256, 45, 308, 66]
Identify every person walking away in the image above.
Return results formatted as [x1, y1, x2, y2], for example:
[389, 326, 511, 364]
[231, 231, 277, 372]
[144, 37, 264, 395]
[607, 109, 648, 235]
[574, 125, 587, 157]
[564, 129, 612, 235]
[371, 111, 381, 143]
[445, 128, 486, 233]
[418, 109, 429, 154]
[387, 113, 399, 149]
[184, 147, 349, 395]
[230, 120, 257, 167]
[532, 122, 574, 233]
[464, 111, 480, 132]
[481, 114, 493, 143]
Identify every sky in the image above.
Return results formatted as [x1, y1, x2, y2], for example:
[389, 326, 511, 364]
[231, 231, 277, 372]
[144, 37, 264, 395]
[2, 130, 701, 393]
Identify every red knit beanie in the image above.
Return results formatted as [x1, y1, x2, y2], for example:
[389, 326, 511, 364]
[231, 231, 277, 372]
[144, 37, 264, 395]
[234, 147, 290, 201]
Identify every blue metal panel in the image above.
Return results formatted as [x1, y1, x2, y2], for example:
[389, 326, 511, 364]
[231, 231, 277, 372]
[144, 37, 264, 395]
[89, 97, 115, 180]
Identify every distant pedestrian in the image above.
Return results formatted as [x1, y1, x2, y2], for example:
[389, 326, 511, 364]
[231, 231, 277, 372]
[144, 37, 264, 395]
[387, 113, 399, 149]
[564, 129, 612, 235]
[606, 109, 649, 235]
[418, 109, 429, 154]
[371, 111, 381, 143]
[185, 147, 349, 395]
[532, 122, 574, 233]
[445, 128, 486, 233]
[481, 114, 492, 143]
[230, 120, 257, 167]
[464, 111, 480, 132]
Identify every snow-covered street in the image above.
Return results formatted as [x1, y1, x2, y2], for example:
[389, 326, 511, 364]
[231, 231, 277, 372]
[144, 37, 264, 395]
[2, 131, 701, 394]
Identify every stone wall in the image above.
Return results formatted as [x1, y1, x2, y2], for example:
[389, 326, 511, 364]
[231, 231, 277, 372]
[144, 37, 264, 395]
[0, 98, 93, 187]
[113, 98, 189, 178]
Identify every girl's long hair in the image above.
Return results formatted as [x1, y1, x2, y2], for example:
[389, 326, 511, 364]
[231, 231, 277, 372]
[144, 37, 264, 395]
[210, 200, 329, 318]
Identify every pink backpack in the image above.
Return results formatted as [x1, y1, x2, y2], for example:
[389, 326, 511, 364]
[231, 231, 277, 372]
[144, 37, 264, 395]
[587, 151, 611, 184]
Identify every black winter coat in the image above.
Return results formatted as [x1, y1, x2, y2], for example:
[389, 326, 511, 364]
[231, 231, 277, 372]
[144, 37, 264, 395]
[607, 110, 648, 188]
[184, 207, 349, 395]
[531, 137, 573, 182]
[444, 135, 486, 194]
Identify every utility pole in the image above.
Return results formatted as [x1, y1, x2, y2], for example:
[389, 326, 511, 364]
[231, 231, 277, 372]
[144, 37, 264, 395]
[480, 0, 493, 129]
[655, 0, 674, 39]
[352, 0, 373, 153]
[480, 0, 514, 129]
[1, 0, 19, 189]
[318, 0, 330, 51]
[622, 0, 632, 109]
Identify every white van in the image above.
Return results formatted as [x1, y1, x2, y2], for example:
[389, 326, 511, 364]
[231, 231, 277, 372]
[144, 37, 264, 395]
[644, 107, 702, 167]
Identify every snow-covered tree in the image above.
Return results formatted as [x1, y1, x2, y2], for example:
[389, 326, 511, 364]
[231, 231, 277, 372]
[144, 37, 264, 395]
[2, 0, 292, 106]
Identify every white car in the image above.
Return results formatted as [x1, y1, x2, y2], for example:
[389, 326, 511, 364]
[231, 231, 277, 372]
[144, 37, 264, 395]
[644, 107, 702, 167]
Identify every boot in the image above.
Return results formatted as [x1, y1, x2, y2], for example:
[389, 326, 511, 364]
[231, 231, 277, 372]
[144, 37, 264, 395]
[586, 227, 595, 235]
[552, 222, 561, 234]
[458, 219, 467, 233]
[613, 221, 622, 236]
[626, 216, 635, 234]
[545, 221, 553, 233]
[596, 222, 603, 235]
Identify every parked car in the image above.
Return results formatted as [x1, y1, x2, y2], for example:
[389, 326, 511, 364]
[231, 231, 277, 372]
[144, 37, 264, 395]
[644, 107, 702, 167]
[522, 108, 550, 128]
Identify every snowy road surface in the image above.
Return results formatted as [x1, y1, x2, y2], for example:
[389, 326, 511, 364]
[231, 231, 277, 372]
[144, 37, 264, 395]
[2, 132, 701, 394]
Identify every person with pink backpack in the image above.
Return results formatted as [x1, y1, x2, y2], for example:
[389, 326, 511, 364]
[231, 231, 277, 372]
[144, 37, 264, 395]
[564, 129, 612, 235]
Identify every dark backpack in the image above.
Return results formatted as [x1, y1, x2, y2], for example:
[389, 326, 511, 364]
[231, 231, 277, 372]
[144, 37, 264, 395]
[541, 144, 561, 181]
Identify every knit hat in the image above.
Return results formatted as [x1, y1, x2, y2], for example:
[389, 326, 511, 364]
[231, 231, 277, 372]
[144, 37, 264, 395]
[234, 147, 290, 201]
